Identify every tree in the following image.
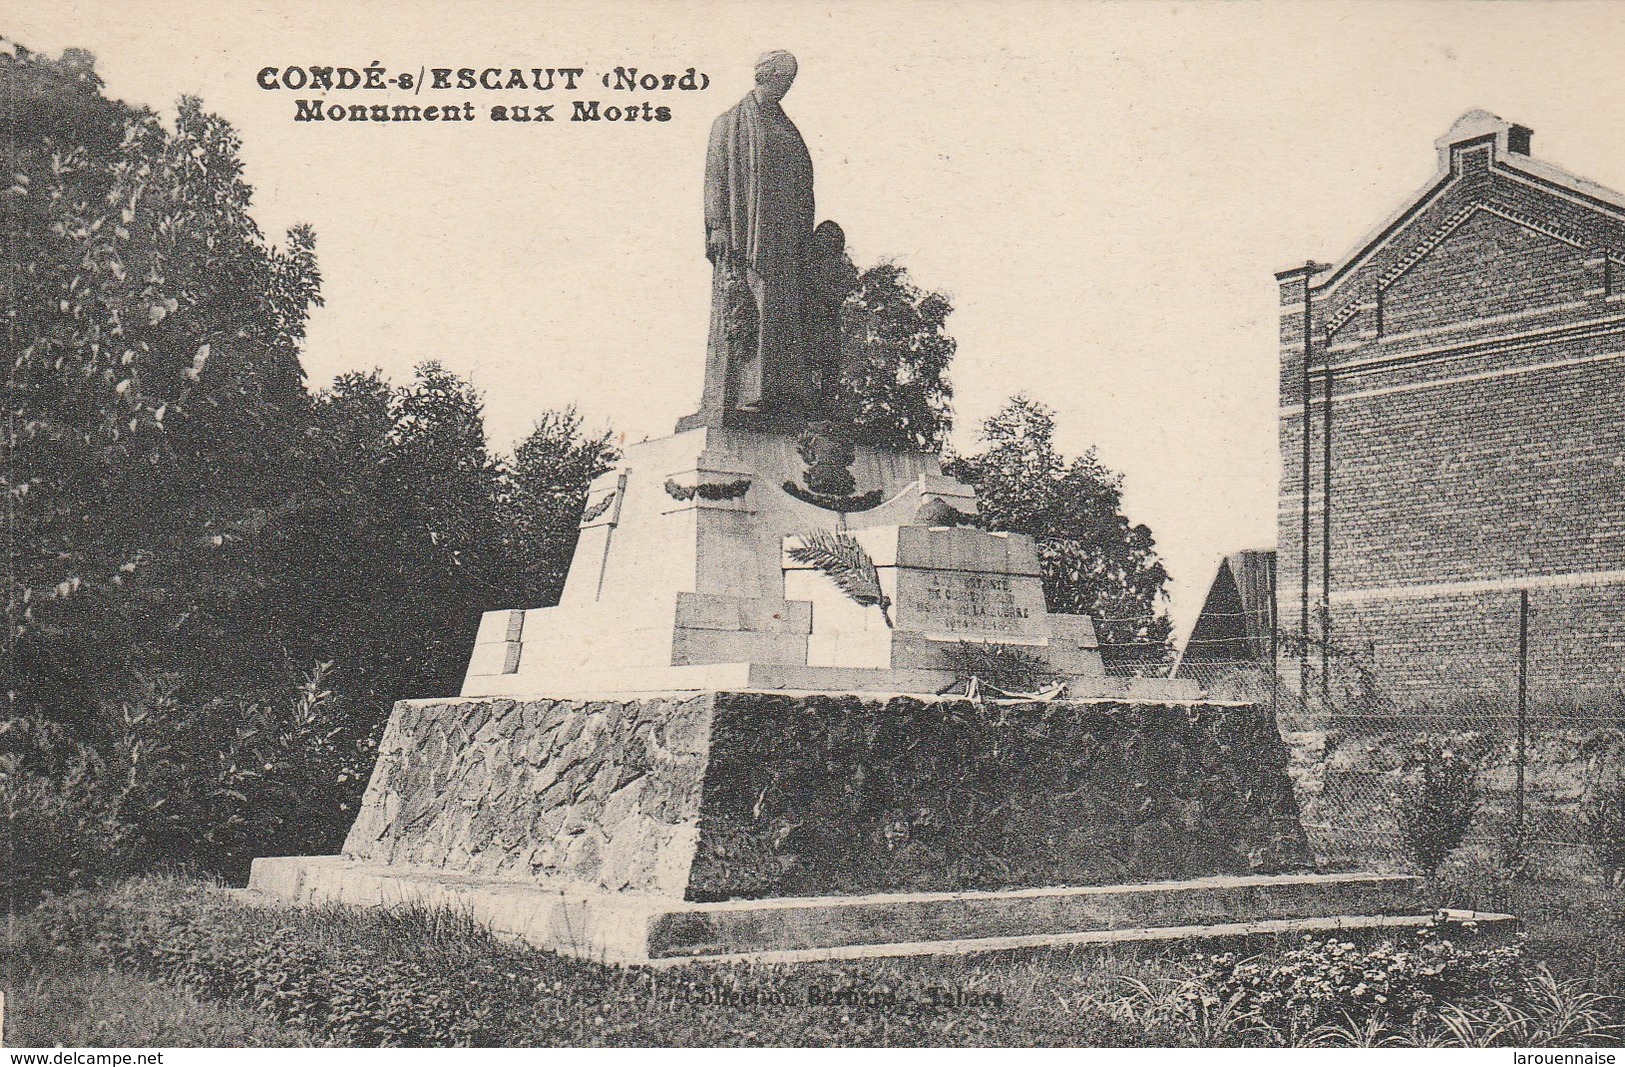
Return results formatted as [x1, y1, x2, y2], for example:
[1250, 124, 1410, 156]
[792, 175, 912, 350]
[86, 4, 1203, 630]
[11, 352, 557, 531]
[0, 44, 626, 889]
[286, 369, 616, 714]
[291, 363, 512, 712]
[502, 408, 620, 607]
[946, 397, 1173, 671]
[3, 45, 323, 727]
[831, 261, 955, 452]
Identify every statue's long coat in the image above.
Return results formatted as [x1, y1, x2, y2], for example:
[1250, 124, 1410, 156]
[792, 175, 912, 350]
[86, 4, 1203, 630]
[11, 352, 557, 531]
[702, 91, 816, 413]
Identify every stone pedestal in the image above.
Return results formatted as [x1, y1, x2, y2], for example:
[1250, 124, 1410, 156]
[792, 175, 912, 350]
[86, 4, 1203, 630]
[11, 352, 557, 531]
[462, 426, 1198, 700]
[247, 428, 1439, 962]
[250, 859, 1472, 965]
[247, 691, 1477, 963]
[338, 693, 1312, 898]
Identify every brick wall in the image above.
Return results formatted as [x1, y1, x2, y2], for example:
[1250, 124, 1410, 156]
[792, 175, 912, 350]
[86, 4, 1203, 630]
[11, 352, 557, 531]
[1277, 116, 1625, 706]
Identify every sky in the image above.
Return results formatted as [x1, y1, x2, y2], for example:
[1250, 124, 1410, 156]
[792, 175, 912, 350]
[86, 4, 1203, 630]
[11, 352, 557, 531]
[9, 0, 1625, 641]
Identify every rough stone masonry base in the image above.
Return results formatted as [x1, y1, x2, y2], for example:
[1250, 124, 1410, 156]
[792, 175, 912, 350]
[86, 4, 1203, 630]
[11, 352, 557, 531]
[240, 689, 1498, 964]
[337, 691, 1314, 901]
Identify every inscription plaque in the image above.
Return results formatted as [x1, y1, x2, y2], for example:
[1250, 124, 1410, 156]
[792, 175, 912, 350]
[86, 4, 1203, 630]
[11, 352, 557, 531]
[897, 569, 1050, 642]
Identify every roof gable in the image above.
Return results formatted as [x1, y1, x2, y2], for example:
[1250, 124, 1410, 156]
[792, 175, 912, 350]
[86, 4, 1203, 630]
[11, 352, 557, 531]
[1301, 111, 1625, 305]
[1383, 209, 1591, 337]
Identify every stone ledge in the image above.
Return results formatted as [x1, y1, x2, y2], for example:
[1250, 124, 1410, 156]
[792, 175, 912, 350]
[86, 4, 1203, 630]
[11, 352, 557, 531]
[246, 857, 1458, 966]
[463, 662, 1203, 700]
[666, 912, 1520, 967]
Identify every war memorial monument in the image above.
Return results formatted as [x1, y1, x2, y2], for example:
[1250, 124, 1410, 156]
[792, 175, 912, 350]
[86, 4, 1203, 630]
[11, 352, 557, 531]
[249, 53, 1486, 964]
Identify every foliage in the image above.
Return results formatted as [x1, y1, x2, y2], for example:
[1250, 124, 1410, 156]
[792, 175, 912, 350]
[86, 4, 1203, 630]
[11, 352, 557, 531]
[502, 406, 619, 607]
[114, 663, 378, 881]
[941, 641, 1060, 693]
[946, 397, 1173, 671]
[12, 875, 1624, 1048]
[294, 364, 512, 711]
[1192, 928, 1534, 1040]
[1582, 765, 1625, 891]
[19, 880, 546, 1046]
[0, 40, 616, 892]
[830, 261, 955, 452]
[1089, 971, 1280, 1045]
[0, 718, 138, 912]
[4, 44, 323, 727]
[291, 369, 617, 714]
[1424, 966, 1624, 1047]
[1397, 734, 1483, 877]
[786, 531, 893, 627]
[1, 663, 374, 902]
[4, 44, 615, 740]
[0, 961, 323, 1047]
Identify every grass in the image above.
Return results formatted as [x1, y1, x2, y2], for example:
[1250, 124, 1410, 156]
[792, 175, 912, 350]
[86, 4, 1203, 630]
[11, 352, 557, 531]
[1429, 857, 1625, 990]
[3, 873, 1623, 1048]
[1, 961, 322, 1047]
[1, 876, 1150, 1047]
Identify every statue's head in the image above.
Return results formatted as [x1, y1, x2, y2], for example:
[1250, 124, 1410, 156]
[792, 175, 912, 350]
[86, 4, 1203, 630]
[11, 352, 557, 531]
[811, 220, 846, 259]
[753, 50, 798, 102]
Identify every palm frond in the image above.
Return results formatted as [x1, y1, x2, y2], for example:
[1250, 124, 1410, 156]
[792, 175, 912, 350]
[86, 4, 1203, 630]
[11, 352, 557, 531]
[788, 530, 893, 627]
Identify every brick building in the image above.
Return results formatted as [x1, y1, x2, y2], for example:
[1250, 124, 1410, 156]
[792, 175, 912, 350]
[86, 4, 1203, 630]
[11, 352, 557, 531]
[1277, 110, 1625, 707]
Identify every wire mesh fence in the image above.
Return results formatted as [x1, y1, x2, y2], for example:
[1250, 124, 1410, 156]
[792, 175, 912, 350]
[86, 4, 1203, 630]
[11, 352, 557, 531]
[1096, 600, 1624, 891]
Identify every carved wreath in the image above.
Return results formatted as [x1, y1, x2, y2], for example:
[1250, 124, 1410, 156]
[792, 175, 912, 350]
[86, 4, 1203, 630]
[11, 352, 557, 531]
[664, 478, 752, 502]
[578, 492, 616, 525]
[781, 481, 884, 512]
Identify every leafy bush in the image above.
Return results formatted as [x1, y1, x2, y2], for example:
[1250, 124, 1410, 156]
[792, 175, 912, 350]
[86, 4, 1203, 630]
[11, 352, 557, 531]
[1192, 927, 1534, 1040]
[1, 663, 376, 909]
[945, 397, 1173, 672]
[0, 720, 138, 911]
[117, 663, 377, 880]
[1582, 775, 1625, 890]
[1396, 734, 1482, 876]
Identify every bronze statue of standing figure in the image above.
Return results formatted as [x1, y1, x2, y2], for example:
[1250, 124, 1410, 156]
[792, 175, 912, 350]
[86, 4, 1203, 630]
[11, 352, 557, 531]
[688, 51, 856, 432]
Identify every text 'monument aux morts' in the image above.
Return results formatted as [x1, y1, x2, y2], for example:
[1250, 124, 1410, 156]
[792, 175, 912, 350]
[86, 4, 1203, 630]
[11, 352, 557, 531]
[256, 63, 711, 124]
